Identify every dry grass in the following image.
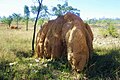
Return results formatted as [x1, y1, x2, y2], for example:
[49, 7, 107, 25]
[0, 25, 34, 61]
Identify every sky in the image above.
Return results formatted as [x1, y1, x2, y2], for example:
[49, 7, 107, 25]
[0, 0, 120, 20]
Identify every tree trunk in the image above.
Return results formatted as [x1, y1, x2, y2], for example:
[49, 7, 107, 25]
[32, 0, 43, 54]
[26, 18, 29, 31]
[17, 18, 18, 28]
[9, 24, 11, 27]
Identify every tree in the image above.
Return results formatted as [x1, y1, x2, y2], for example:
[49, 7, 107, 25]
[31, 4, 49, 28]
[31, 4, 49, 19]
[52, 2, 80, 17]
[31, 0, 80, 54]
[24, 5, 30, 31]
[1, 16, 13, 27]
[12, 13, 21, 28]
[32, 0, 43, 54]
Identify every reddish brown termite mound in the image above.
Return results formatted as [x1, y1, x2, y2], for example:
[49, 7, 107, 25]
[35, 12, 93, 72]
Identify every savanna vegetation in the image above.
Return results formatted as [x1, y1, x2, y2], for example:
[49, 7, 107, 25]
[0, 0, 120, 80]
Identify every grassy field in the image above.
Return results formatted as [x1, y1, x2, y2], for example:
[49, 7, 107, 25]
[0, 24, 120, 80]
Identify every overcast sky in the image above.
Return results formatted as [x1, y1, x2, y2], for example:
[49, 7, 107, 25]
[0, 0, 120, 20]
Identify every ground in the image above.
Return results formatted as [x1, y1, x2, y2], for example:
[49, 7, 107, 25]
[0, 23, 120, 80]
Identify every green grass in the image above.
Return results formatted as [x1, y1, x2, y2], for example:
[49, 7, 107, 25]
[0, 25, 120, 80]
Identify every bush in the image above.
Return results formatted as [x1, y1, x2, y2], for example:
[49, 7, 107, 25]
[99, 28, 109, 38]
[107, 24, 119, 37]
[99, 23, 119, 38]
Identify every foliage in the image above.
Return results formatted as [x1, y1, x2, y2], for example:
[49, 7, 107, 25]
[24, 5, 30, 17]
[31, 1, 80, 18]
[107, 24, 119, 37]
[99, 23, 119, 38]
[12, 13, 22, 28]
[12, 13, 21, 21]
[85, 18, 120, 25]
[52, 2, 80, 17]
[99, 28, 109, 38]
[24, 5, 30, 31]
[31, 5, 49, 19]
[38, 18, 44, 26]
[38, 18, 48, 26]
[0, 16, 13, 27]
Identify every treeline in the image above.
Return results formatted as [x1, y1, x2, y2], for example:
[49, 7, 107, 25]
[84, 18, 120, 24]
[0, 1, 80, 30]
[84, 18, 120, 38]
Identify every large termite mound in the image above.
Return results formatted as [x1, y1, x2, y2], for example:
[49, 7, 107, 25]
[35, 12, 93, 72]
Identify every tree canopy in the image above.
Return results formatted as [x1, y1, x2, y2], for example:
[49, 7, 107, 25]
[0, 16, 13, 27]
[31, 5, 50, 19]
[31, 1, 80, 18]
[24, 5, 30, 18]
[52, 2, 80, 17]
[12, 13, 21, 28]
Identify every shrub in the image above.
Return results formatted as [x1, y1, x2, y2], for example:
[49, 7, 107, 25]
[107, 24, 119, 38]
[99, 23, 119, 38]
[99, 28, 109, 38]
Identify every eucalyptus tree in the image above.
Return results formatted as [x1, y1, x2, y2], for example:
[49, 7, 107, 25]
[32, 0, 43, 53]
[1, 16, 13, 27]
[31, 4, 49, 19]
[24, 5, 30, 31]
[31, 0, 80, 54]
[52, 2, 80, 17]
[12, 13, 21, 28]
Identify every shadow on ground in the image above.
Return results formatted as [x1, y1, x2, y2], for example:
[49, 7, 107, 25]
[30, 48, 120, 79]
[0, 48, 120, 80]
[10, 48, 32, 58]
[15, 50, 33, 58]
[86, 48, 120, 79]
